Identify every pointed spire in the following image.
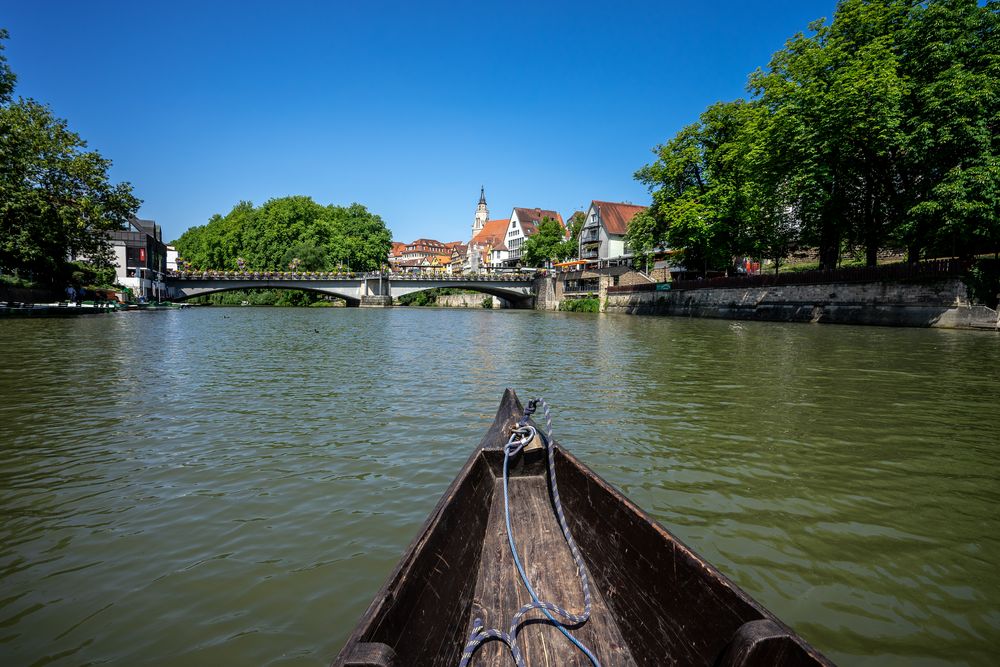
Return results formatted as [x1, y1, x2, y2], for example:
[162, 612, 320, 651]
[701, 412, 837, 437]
[479, 185, 486, 206]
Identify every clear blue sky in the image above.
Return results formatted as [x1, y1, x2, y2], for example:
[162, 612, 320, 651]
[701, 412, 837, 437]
[5, 0, 835, 244]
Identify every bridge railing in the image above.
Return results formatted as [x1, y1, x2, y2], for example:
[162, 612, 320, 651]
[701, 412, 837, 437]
[169, 270, 364, 280]
[167, 270, 533, 282]
[388, 272, 533, 281]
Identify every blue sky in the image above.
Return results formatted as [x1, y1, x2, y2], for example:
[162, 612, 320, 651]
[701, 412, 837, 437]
[5, 0, 835, 244]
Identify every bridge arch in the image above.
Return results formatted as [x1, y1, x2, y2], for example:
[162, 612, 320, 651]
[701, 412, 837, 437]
[170, 284, 362, 307]
[389, 283, 534, 308]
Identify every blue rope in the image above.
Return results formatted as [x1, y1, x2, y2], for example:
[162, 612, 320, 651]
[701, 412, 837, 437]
[458, 398, 601, 667]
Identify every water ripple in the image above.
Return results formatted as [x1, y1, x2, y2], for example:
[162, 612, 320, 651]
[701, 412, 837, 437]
[1, 310, 998, 665]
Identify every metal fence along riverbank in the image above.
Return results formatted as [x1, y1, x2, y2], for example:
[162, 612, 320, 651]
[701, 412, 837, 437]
[607, 258, 970, 294]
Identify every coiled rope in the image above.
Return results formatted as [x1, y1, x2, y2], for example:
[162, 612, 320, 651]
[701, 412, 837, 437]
[458, 398, 601, 667]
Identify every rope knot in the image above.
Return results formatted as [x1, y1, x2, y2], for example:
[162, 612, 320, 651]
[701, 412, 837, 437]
[516, 399, 538, 428]
[504, 425, 535, 457]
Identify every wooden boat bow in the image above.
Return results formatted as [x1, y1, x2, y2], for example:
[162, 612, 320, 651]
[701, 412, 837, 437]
[332, 389, 834, 666]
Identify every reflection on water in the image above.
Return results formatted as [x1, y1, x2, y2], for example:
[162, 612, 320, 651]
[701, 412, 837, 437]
[1, 309, 998, 665]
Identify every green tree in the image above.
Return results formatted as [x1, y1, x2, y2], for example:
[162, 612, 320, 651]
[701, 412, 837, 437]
[0, 29, 13, 103]
[640, 0, 998, 273]
[327, 203, 393, 271]
[559, 211, 587, 261]
[281, 241, 328, 271]
[624, 209, 663, 271]
[521, 216, 567, 267]
[174, 196, 392, 272]
[749, 0, 997, 266]
[0, 30, 140, 281]
[635, 101, 762, 276]
[897, 0, 1000, 261]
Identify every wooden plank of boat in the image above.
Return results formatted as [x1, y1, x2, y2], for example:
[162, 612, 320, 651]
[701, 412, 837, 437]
[332, 389, 835, 667]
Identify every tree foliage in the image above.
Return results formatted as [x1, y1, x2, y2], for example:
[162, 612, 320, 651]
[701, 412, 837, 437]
[521, 216, 569, 266]
[281, 241, 328, 271]
[562, 211, 586, 260]
[174, 196, 392, 272]
[637, 0, 999, 275]
[0, 30, 140, 282]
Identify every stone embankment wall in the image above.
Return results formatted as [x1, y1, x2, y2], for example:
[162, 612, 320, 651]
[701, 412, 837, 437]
[604, 278, 999, 330]
[435, 293, 508, 309]
[534, 271, 653, 312]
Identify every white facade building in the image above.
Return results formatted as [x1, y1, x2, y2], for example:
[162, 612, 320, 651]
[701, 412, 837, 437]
[166, 245, 179, 272]
[502, 207, 563, 266]
[578, 201, 647, 261]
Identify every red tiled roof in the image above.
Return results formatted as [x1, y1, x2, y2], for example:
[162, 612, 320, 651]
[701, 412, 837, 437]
[512, 208, 565, 238]
[593, 201, 647, 236]
[513, 208, 563, 226]
[404, 238, 448, 252]
[471, 218, 509, 247]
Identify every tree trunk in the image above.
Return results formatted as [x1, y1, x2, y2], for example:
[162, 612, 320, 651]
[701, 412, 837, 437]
[819, 177, 842, 270]
[818, 221, 840, 270]
[864, 173, 880, 268]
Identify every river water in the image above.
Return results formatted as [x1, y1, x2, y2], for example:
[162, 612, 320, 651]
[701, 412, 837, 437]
[1, 308, 998, 666]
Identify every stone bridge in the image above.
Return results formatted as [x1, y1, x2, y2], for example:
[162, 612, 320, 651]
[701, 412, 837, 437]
[164, 272, 536, 307]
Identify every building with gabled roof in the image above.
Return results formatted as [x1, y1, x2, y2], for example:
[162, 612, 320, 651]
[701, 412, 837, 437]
[388, 241, 407, 268]
[503, 207, 565, 266]
[402, 238, 449, 262]
[578, 200, 647, 261]
[450, 244, 468, 274]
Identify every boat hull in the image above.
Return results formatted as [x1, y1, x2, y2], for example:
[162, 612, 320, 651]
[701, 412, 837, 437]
[331, 389, 833, 666]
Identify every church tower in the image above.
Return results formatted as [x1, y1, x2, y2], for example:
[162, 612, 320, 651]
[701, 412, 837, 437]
[473, 186, 488, 235]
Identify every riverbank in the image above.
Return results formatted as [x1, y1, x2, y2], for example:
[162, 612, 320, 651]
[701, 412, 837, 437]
[603, 277, 999, 330]
[1, 302, 119, 317]
[0, 284, 62, 304]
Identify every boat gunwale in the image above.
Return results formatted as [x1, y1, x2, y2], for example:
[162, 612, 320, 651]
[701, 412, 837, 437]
[331, 388, 835, 666]
[551, 444, 835, 666]
[330, 389, 525, 666]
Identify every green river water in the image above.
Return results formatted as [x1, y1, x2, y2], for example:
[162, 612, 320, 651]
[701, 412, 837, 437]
[1, 308, 998, 666]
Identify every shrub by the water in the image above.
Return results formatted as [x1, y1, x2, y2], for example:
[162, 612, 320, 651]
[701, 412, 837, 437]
[966, 260, 1000, 309]
[559, 297, 600, 313]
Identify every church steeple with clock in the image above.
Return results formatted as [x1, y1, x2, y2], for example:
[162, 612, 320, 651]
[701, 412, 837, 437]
[473, 186, 488, 235]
